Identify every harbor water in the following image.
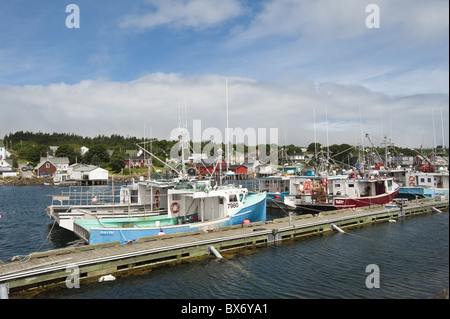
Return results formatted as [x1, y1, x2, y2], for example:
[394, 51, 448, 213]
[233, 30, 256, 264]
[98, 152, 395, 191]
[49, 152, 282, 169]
[0, 185, 448, 299]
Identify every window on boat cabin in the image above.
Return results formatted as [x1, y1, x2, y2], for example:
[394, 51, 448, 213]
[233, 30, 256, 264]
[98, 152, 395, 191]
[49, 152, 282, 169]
[427, 178, 432, 183]
[229, 194, 238, 202]
[421, 178, 425, 183]
[349, 184, 355, 187]
[387, 180, 393, 187]
[335, 184, 341, 188]
[239, 194, 244, 202]
[172, 194, 181, 201]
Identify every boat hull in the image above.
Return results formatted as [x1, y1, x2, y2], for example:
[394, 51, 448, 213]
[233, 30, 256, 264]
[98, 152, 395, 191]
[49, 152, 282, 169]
[296, 187, 400, 214]
[77, 193, 267, 245]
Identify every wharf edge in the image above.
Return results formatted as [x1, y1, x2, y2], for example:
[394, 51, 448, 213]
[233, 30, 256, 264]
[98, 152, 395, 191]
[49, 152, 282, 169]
[0, 198, 448, 298]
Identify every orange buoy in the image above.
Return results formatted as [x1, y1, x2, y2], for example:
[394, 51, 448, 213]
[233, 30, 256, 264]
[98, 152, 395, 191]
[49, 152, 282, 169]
[243, 219, 251, 224]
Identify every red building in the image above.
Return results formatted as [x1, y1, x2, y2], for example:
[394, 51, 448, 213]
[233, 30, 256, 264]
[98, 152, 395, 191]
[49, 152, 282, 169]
[125, 156, 146, 168]
[35, 157, 70, 177]
[196, 161, 248, 179]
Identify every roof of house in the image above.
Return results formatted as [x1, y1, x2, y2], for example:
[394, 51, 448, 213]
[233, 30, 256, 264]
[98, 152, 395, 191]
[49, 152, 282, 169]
[35, 157, 70, 169]
[70, 163, 107, 172]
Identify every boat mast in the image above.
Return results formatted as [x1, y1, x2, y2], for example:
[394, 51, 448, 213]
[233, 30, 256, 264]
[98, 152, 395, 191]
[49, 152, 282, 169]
[226, 77, 230, 173]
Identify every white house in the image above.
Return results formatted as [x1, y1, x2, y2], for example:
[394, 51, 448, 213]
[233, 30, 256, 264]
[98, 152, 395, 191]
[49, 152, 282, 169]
[54, 163, 108, 185]
[0, 159, 18, 178]
[0, 140, 11, 160]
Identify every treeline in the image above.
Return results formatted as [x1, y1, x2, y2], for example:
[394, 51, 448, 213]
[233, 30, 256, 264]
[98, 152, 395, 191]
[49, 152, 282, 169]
[2, 131, 179, 173]
[2, 131, 446, 173]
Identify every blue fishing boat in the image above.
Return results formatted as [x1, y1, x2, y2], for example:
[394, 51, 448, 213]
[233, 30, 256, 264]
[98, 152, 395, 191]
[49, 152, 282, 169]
[73, 180, 267, 245]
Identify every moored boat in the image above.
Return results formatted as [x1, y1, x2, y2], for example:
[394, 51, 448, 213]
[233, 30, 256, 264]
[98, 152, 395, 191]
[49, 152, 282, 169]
[73, 180, 267, 245]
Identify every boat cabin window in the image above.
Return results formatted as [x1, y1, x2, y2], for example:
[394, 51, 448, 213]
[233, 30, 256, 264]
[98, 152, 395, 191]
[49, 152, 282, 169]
[387, 180, 393, 187]
[420, 178, 425, 183]
[229, 195, 238, 202]
[239, 194, 244, 202]
[349, 184, 355, 188]
[335, 184, 341, 188]
[172, 194, 181, 200]
[428, 178, 432, 183]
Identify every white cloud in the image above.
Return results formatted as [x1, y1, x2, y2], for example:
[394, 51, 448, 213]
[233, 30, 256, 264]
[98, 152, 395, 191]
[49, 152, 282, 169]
[1, 73, 448, 149]
[119, 0, 244, 30]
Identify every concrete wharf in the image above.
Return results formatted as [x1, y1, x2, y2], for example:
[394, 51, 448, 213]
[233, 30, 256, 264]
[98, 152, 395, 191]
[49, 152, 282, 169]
[0, 197, 448, 298]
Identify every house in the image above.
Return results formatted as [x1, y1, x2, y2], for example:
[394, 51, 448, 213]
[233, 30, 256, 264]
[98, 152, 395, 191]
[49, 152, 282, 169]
[125, 156, 147, 168]
[0, 140, 11, 160]
[195, 160, 248, 179]
[53, 163, 108, 185]
[35, 157, 70, 177]
[289, 152, 305, 163]
[0, 158, 18, 178]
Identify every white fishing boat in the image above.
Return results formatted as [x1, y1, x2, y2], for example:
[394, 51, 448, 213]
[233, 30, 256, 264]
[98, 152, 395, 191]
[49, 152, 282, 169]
[73, 180, 267, 245]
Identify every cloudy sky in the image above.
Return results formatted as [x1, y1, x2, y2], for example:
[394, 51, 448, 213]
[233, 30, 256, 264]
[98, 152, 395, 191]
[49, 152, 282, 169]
[0, 0, 448, 149]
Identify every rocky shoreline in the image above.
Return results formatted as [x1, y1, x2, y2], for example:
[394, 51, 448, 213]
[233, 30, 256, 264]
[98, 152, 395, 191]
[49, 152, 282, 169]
[0, 174, 140, 186]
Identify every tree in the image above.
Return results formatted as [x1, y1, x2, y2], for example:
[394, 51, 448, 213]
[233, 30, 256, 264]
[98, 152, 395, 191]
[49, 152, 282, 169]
[84, 144, 110, 165]
[110, 151, 125, 173]
[307, 142, 322, 154]
[55, 144, 81, 164]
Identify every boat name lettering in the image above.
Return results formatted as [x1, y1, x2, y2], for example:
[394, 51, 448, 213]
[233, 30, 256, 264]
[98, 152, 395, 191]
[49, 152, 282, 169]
[100, 231, 114, 235]
[335, 200, 345, 204]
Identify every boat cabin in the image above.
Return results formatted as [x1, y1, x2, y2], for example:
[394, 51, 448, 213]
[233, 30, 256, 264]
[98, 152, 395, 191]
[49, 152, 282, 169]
[167, 181, 248, 222]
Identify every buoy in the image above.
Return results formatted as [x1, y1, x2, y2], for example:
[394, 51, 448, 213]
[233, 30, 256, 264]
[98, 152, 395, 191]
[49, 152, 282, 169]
[98, 274, 116, 282]
[92, 196, 98, 203]
[243, 219, 251, 224]
[158, 227, 165, 235]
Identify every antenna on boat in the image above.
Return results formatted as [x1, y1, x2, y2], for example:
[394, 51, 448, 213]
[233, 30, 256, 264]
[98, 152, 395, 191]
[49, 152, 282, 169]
[440, 106, 446, 152]
[225, 77, 230, 173]
[135, 143, 182, 177]
[313, 106, 317, 164]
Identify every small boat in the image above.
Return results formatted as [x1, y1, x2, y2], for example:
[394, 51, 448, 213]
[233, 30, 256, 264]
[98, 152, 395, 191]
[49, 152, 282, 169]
[46, 178, 178, 232]
[73, 180, 267, 245]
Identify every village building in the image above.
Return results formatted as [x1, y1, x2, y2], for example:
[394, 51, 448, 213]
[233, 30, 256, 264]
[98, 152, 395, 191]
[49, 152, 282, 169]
[195, 160, 248, 179]
[0, 158, 18, 178]
[35, 157, 70, 177]
[53, 163, 108, 185]
[125, 156, 147, 168]
[0, 140, 12, 160]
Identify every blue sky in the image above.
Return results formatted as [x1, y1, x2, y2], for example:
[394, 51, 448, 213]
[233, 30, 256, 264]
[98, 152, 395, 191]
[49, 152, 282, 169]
[0, 0, 448, 148]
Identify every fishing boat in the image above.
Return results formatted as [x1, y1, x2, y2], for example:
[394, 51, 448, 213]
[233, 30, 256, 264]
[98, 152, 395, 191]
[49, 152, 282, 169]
[46, 178, 178, 232]
[398, 166, 449, 199]
[72, 180, 267, 245]
[283, 172, 400, 214]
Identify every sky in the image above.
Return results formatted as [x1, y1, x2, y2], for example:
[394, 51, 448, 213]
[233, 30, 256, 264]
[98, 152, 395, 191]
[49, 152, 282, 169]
[0, 0, 448, 149]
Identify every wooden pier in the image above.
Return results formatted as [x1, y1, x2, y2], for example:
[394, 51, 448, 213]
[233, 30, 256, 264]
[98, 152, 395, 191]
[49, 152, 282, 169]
[0, 197, 448, 298]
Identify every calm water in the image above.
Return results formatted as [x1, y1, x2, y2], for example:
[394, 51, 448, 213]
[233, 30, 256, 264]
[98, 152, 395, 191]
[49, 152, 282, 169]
[0, 185, 448, 299]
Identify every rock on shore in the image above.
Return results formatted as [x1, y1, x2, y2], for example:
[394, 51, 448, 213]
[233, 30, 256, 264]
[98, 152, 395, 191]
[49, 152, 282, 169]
[0, 174, 140, 186]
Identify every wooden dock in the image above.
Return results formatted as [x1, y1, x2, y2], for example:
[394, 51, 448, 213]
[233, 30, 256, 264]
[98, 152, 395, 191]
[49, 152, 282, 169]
[0, 197, 448, 298]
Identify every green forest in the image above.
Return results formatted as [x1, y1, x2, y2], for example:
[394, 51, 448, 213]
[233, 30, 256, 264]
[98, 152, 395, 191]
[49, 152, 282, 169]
[2, 131, 447, 174]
